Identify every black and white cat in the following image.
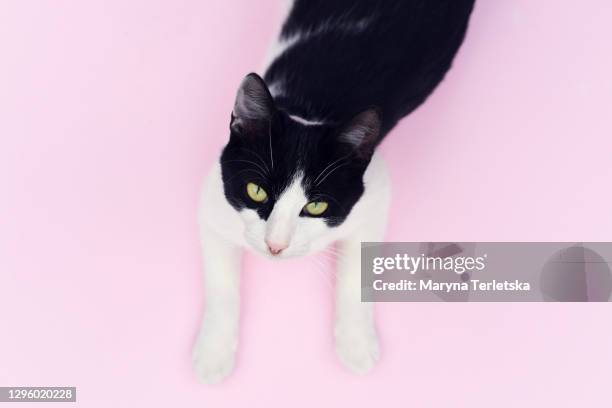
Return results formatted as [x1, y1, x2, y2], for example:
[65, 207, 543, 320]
[194, 0, 474, 383]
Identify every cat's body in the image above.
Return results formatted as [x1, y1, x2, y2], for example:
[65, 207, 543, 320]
[194, 0, 474, 383]
[265, 0, 475, 135]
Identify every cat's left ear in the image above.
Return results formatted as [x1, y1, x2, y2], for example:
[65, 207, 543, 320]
[336, 108, 381, 160]
[231, 73, 275, 134]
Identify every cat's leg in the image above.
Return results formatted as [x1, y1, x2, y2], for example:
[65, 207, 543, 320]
[334, 154, 390, 374]
[334, 225, 382, 374]
[192, 225, 242, 384]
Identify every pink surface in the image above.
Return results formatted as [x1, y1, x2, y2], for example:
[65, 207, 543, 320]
[1, 1, 611, 407]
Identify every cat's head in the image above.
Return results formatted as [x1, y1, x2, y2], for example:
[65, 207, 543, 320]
[220, 73, 380, 258]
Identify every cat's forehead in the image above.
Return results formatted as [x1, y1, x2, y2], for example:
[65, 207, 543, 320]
[240, 117, 334, 179]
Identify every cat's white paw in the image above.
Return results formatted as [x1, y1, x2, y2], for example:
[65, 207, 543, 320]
[192, 332, 237, 384]
[335, 324, 380, 374]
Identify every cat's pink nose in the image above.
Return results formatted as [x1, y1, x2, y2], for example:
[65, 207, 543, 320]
[266, 240, 287, 256]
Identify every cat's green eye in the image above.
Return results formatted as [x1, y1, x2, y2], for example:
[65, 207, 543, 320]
[304, 201, 328, 216]
[246, 182, 268, 203]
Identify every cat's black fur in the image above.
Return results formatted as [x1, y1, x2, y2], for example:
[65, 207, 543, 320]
[268, 0, 475, 135]
[220, 0, 475, 226]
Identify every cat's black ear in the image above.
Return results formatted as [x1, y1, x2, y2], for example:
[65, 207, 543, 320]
[337, 108, 381, 160]
[231, 73, 275, 134]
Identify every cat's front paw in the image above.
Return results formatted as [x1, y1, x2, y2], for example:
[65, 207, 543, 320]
[334, 324, 380, 374]
[192, 331, 237, 384]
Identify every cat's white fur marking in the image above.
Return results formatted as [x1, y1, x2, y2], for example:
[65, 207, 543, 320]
[261, 14, 375, 73]
[194, 153, 390, 383]
[264, 172, 307, 249]
[288, 114, 326, 126]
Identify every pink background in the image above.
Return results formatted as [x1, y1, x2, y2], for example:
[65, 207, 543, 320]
[1, 1, 612, 407]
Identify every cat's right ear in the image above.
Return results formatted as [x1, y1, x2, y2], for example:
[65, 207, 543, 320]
[230, 73, 275, 135]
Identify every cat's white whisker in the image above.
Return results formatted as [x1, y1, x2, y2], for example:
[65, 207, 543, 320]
[308, 256, 334, 292]
[322, 245, 348, 260]
[315, 162, 350, 186]
[315, 255, 340, 279]
[238, 147, 271, 174]
[268, 123, 274, 170]
[312, 154, 351, 185]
